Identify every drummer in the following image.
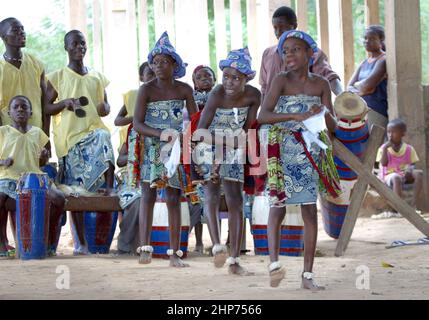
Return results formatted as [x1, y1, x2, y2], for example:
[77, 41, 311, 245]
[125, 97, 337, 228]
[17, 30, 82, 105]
[0, 96, 65, 259]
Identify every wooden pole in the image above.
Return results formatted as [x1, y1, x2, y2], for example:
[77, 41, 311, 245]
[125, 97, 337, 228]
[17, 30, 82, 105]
[364, 0, 380, 27]
[385, 0, 429, 211]
[328, 0, 355, 86]
[66, 0, 87, 35]
[268, 0, 291, 46]
[296, 0, 308, 32]
[332, 127, 429, 256]
[214, 0, 228, 81]
[230, 0, 243, 49]
[334, 125, 384, 256]
[92, 0, 103, 71]
[138, 0, 150, 63]
[316, 0, 330, 55]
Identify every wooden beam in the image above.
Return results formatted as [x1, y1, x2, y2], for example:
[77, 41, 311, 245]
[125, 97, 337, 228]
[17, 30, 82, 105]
[332, 132, 429, 256]
[268, 0, 291, 46]
[230, 0, 243, 49]
[164, 0, 176, 43]
[316, 0, 330, 55]
[153, 0, 166, 39]
[92, 0, 103, 71]
[296, 0, 308, 32]
[364, 0, 380, 26]
[66, 0, 87, 35]
[385, 0, 429, 210]
[126, 0, 139, 85]
[334, 125, 385, 256]
[246, 0, 258, 61]
[138, 0, 150, 63]
[214, 0, 228, 80]
[328, 0, 355, 86]
[65, 196, 121, 212]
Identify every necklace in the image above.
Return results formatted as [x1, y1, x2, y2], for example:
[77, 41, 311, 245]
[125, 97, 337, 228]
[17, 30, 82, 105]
[3, 53, 23, 63]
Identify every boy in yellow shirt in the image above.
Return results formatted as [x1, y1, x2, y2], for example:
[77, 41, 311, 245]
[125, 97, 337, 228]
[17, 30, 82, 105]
[0, 17, 49, 135]
[0, 96, 65, 258]
[45, 30, 115, 255]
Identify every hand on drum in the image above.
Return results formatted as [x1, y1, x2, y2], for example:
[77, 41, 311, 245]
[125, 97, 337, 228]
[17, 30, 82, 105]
[39, 149, 50, 167]
[0, 157, 14, 167]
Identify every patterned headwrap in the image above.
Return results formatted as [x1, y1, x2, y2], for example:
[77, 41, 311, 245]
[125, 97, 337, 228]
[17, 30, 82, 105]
[148, 31, 187, 79]
[219, 47, 256, 81]
[277, 30, 319, 60]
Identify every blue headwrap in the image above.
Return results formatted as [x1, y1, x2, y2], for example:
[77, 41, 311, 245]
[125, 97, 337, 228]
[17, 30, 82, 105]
[219, 47, 256, 81]
[277, 30, 319, 65]
[148, 31, 187, 79]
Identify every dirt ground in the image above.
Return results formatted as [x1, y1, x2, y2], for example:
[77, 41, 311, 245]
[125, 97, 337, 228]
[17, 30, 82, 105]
[1, 212, 429, 300]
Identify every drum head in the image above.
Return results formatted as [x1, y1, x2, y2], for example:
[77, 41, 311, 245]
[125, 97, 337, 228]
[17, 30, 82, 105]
[334, 92, 368, 120]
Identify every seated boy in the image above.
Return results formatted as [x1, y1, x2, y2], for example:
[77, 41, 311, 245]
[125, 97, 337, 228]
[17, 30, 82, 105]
[0, 96, 65, 258]
[376, 119, 423, 216]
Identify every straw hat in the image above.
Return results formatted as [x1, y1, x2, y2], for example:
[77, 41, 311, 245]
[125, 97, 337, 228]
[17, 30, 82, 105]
[334, 92, 368, 120]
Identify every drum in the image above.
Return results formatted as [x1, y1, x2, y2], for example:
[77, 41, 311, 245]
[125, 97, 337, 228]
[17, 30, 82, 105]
[150, 188, 190, 259]
[321, 92, 369, 239]
[71, 182, 119, 254]
[16, 173, 50, 260]
[251, 195, 304, 257]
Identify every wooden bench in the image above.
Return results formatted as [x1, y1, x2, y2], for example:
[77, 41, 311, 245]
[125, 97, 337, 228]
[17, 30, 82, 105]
[64, 196, 122, 212]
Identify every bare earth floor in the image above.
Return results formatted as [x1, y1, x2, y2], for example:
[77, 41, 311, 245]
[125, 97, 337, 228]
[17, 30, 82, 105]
[1, 213, 429, 300]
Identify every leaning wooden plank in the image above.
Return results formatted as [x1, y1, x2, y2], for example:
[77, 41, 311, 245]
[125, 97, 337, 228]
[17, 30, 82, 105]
[334, 125, 385, 257]
[332, 135, 429, 239]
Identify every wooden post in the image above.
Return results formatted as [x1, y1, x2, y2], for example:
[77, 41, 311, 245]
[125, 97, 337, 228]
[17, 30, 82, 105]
[333, 127, 429, 256]
[316, 0, 330, 56]
[334, 125, 384, 256]
[364, 0, 380, 27]
[268, 0, 291, 46]
[153, 0, 166, 39]
[385, 0, 429, 210]
[92, 0, 103, 71]
[328, 0, 354, 86]
[138, 0, 150, 63]
[230, 0, 243, 49]
[296, 0, 308, 32]
[126, 0, 139, 84]
[175, 0, 210, 84]
[66, 0, 87, 35]
[214, 0, 228, 81]
[246, 0, 258, 69]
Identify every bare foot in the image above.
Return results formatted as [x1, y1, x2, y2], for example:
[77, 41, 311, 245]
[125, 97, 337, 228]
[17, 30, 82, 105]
[170, 255, 190, 268]
[194, 245, 204, 255]
[301, 277, 325, 291]
[269, 267, 286, 288]
[73, 245, 90, 256]
[213, 245, 228, 268]
[228, 264, 255, 276]
[138, 251, 152, 264]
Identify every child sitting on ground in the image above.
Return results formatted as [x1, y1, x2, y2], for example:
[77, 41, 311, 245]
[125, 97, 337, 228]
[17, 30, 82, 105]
[375, 119, 423, 217]
[0, 96, 65, 258]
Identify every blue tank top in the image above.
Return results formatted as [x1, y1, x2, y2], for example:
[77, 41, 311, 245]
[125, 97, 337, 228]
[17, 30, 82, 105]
[358, 56, 388, 117]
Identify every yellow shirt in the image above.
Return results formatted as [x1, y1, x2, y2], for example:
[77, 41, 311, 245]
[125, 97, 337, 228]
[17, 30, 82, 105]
[0, 125, 49, 181]
[118, 89, 139, 149]
[0, 52, 44, 128]
[47, 67, 110, 158]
